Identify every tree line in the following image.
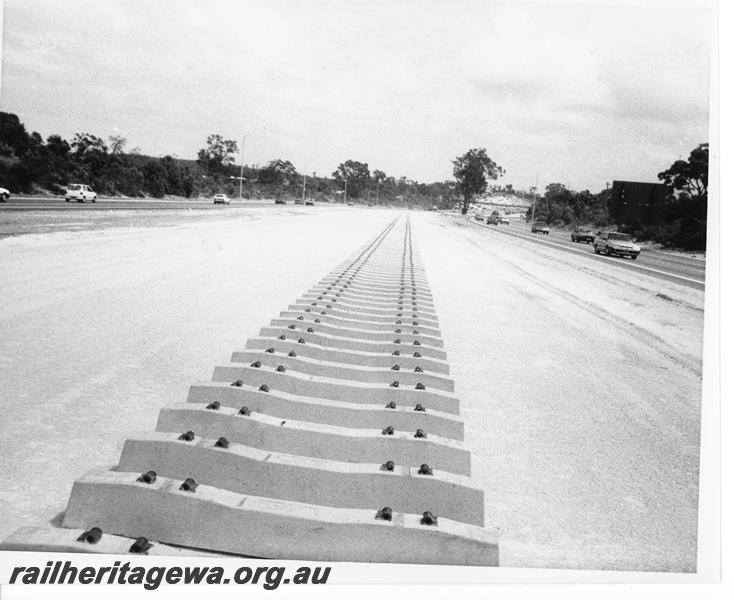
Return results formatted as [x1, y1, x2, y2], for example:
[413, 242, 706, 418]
[1, 111, 708, 249]
[0, 112, 456, 209]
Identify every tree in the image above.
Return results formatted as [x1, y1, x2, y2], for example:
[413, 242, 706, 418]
[333, 160, 371, 200]
[109, 135, 127, 155]
[657, 143, 708, 200]
[197, 134, 238, 176]
[452, 148, 504, 214]
[258, 159, 298, 185]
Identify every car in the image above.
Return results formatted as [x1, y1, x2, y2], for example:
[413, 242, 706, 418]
[486, 215, 499, 225]
[531, 222, 550, 234]
[0, 186, 10, 202]
[499, 216, 510, 225]
[305, 199, 314, 206]
[213, 194, 230, 205]
[571, 227, 594, 243]
[275, 198, 286, 205]
[593, 231, 641, 259]
[65, 183, 97, 203]
[473, 213, 484, 221]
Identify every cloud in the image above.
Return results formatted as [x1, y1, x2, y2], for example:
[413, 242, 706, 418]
[0, 0, 713, 191]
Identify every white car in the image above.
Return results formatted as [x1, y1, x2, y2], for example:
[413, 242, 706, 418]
[213, 194, 230, 205]
[0, 187, 10, 202]
[65, 184, 97, 203]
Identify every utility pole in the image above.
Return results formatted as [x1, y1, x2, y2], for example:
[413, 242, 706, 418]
[238, 126, 266, 201]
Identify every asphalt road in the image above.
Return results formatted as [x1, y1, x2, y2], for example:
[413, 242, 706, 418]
[0, 195, 274, 211]
[469, 217, 706, 290]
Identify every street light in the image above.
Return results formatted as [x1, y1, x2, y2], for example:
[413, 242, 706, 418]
[239, 126, 266, 200]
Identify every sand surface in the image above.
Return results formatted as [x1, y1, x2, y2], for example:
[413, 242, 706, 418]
[0, 208, 703, 571]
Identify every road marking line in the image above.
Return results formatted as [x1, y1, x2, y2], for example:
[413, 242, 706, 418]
[470, 219, 706, 287]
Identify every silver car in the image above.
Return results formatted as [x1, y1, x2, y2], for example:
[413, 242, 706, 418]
[593, 231, 641, 259]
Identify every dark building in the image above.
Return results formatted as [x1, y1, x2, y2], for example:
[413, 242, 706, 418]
[609, 180, 667, 226]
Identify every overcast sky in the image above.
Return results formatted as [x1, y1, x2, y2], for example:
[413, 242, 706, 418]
[0, 0, 712, 191]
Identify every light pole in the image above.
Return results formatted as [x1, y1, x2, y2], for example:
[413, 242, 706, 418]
[239, 126, 266, 200]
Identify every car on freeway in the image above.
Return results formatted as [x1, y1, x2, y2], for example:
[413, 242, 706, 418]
[213, 194, 230, 205]
[531, 222, 550, 234]
[593, 231, 641, 259]
[486, 215, 499, 225]
[305, 198, 315, 206]
[275, 197, 286, 205]
[65, 183, 97, 203]
[473, 213, 484, 221]
[0, 186, 10, 202]
[571, 226, 594, 243]
[499, 216, 510, 225]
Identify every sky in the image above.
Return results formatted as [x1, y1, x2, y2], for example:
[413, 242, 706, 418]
[0, 0, 713, 192]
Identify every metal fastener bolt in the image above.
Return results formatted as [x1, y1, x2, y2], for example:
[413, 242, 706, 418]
[179, 478, 198, 492]
[137, 471, 157, 484]
[382, 426, 395, 436]
[77, 527, 103, 544]
[420, 511, 438, 526]
[129, 537, 153, 554]
[178, 431, 195, 441]
[376, 507, 393, 521]
[206, 401, 220, 410]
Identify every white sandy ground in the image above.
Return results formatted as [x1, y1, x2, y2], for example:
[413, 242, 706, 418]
[0, 208, 702, 572]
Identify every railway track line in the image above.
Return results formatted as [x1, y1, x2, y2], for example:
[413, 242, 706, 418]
[2, 215, 498, 566]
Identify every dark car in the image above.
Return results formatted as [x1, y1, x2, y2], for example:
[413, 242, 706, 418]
[473, 213, 484, 221]
[275, 198, 286, 205]
[571, 227, 594, 243]
[486, 215, 499, 225]
[531, 222, 550, 234]
[593, 231, 641, 259]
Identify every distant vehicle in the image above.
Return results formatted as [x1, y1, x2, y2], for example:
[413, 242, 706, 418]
[347, 201, 354, 206]
[499, 216, 510, 225]
[65, 184, 97, 203]
[305, 198, 314, 206]
[486, 215, 499, 225]
[275, 198, 286, 205]
[431, 205, 438, 211]
[473, 213, 484, 221]
[294, 198, 304, 205]
[213, 194, 230, 205]
[593, 231, 641, 259]
[571, 227, 594, 243]
[531, 222, 549, 234]
[0, 186, 9, 202]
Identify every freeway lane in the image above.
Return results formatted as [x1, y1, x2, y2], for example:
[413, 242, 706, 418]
[469, 217, 706, 290]
[0, 196, 275, 211]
